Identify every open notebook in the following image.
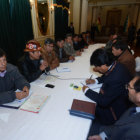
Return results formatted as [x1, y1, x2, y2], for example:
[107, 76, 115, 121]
[0, 90, 32, 109]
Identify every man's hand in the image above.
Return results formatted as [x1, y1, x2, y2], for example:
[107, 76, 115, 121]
[16, 86, 29, 100]
[69, 56, 75, 60]
[40, 60, 48, 71]
[86, 79, 95, 85]
[88, 135, 102, 140]
[82, 85, 88, 92]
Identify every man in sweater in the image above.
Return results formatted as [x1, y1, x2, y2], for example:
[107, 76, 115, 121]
[64, 34, 81, 56]
[0, 48, 30, 104]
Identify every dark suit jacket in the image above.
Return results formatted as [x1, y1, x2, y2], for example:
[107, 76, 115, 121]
[102, 107, 140, 140]
[18, 55, 42, 82]
[85, 62, 132, 125]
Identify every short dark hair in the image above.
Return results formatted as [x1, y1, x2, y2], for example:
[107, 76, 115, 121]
[90, 48, 114, 66]
[56, 38, 64, 42]
[65, 34, 72, 39]
[44, 38, 54, 45]
[0, 48, 6, 58]
[134, 77, 140, 92]
[112, 40, 128, 51]
[73, 34, 78, 38]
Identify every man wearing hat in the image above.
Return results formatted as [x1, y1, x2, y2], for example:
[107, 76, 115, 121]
[41, 38, 59, 70]
[0, 48, 30, 104]
[19, 40, 49, 82]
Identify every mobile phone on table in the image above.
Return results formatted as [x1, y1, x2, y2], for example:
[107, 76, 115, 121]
[45, 84, 55, 88]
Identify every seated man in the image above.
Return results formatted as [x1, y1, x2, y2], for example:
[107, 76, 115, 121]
[104, 32, 118, 52]
[41, 38, 59, 70]
[73, 34, 81, 51]
[82, 48, 132, 136]
[64, 34, 81, 56]
[88, 75, 140, 140]
[0, 48, 30, 104]
[19, 40, 49, 82]
[55, 38, 75, 63]
[78, 34, 88, 49]
[112, 40, 135, 76]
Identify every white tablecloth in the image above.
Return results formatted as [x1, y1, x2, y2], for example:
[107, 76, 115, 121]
[0, 44, 104, 140]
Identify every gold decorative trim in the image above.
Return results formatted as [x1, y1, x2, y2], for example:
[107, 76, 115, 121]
[35, 0, 49, 36]
[53, 4, 69, 11]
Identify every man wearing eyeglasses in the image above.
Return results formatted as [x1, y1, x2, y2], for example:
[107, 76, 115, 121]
[88, 75, 140, 140]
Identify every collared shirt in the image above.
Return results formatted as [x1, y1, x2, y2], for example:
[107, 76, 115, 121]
[0, 70, 7, 77]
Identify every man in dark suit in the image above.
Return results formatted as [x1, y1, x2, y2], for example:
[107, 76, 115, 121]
[88, 75, 140, 140]
[67, 22, 75, 35]
[82, 48, 132, 136]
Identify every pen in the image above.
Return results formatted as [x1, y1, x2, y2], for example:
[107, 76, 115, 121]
[80, 82, 90, 89]
[80, 82, 85, 86]
[89, 74, 93, 80]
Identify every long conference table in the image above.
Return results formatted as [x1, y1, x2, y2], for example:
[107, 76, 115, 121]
[0, 44, 104, 140]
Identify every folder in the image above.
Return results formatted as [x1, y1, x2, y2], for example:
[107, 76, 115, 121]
[20, 93, 49, 113]
[69, 99, 96, 119]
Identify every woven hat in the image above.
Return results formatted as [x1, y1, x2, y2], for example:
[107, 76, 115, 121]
[24, 40, 41, 52]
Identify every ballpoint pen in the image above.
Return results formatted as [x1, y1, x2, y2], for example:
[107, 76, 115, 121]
[89, 74, 93, 80]
[80, 82, 89, 88]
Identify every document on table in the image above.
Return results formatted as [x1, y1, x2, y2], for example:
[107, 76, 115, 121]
[0, 90, 32, 109]
[20, 93, 49, 113]
[80, 81, 102, 93]
[56, 67, 71, 73]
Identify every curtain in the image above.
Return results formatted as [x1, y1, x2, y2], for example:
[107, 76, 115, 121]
[10, 0, 33, 63]
[0, 0, 33, 64]
[54, 0, 69, 40]
[62, 2, 69, 38]
[0, 0, 13, 62]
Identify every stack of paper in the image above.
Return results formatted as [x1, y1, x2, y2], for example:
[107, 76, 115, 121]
[20, 93, 49, 113]
[56, 67, 71, 73]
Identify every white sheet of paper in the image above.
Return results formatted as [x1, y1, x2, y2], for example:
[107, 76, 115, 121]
[80, 81, 102, 93]
[2, 90, 32, 108]
[56, 67, 71, 73]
